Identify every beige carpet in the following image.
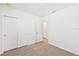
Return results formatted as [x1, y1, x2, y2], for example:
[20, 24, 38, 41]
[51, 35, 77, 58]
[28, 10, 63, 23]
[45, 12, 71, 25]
[1, 42, 77, 56]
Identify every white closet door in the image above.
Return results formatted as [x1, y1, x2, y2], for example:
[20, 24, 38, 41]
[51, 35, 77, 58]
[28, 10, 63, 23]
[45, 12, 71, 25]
[0, 23, 2, 53]
[0, 16, 2, 54]
[35, 20, 42, 42]
[18, 19, 36, 47]
[2, 16, 18, 51]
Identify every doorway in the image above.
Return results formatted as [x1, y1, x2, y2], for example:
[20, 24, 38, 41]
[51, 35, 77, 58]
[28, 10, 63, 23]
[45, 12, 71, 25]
[42, 21, 48, 44]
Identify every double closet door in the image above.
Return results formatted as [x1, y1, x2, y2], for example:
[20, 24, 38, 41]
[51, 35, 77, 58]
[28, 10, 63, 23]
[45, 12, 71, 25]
[2, 16, 18, 52]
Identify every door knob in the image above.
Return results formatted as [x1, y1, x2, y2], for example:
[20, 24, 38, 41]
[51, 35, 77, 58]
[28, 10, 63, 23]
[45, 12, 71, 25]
[4, 34, 7, 37]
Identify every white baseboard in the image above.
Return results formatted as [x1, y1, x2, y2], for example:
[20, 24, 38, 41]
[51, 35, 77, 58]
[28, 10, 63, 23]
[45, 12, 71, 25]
[48, 41, 79, 55]
[27, 40, 42, 45]
[18, 40, 42, 48]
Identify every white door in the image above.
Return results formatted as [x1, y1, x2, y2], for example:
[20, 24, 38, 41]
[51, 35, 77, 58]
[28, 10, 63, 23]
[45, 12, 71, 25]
[0, 23, 2, 53]
[18, 19, 37, 47]
[2, 16, 18, 52]
[0, 16, 2, 54]
[35, 20, 42, 43]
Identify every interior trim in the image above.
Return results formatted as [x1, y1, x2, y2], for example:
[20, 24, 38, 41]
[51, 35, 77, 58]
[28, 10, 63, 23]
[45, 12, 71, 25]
[48, 41, 79, 55]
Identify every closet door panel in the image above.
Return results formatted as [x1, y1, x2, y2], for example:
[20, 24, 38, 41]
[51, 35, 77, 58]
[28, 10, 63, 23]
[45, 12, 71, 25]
[18, 19, 37, 47]
[2, 16, 18, 51]
[0, 16, 2, 54]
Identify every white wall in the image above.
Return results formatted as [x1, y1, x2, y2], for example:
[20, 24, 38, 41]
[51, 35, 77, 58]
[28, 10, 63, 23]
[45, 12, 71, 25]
[44, 4, 79, 55]
[0, 6, 42, 53]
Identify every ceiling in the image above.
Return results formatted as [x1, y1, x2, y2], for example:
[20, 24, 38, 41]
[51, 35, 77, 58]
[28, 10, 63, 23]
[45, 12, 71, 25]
[0, 3, 77, 17]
